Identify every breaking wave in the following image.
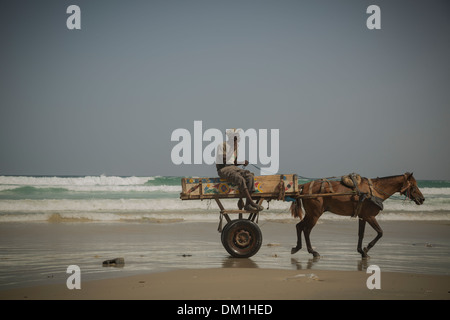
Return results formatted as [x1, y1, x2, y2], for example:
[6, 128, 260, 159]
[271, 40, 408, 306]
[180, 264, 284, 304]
[0, 175, 449, 222]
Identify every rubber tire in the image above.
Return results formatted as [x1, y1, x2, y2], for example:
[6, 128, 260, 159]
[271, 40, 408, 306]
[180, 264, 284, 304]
[221, 219, 263, 258]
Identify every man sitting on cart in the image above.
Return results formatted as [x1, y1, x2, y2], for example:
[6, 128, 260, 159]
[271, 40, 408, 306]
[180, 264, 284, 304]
[216, 129, 264, 212]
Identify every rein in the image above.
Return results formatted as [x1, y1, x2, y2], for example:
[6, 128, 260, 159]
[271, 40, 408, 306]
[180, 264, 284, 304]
[372, 184, 408, 201]
[251, 165, 414, 202]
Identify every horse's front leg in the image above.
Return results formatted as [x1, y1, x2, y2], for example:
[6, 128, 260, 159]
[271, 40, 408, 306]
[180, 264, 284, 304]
[357, 218, 369, 258]
[363, 216, 383, 255]
[291, 220, 304, 254]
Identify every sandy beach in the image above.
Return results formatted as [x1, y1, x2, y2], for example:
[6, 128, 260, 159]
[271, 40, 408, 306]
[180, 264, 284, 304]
[1, 267, 449, 300]
[0, 219, 449, 300]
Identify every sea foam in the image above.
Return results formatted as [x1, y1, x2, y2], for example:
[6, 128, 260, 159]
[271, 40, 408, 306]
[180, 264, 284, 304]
[0, 175, 449, 222]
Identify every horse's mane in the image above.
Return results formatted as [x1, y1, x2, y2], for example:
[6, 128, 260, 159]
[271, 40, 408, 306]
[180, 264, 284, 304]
[372, 174, 408, 181]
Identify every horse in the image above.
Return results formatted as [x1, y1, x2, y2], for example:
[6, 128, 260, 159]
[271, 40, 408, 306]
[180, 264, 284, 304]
[290, 172, 425, 258]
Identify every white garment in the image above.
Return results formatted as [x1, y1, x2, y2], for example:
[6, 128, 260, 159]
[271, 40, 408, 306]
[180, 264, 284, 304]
[215, 128, 241, 165]
[216, 141, 236, 165]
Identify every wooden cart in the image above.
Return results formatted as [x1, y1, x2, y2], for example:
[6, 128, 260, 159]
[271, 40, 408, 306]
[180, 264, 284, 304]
[180, 174, 300, 258]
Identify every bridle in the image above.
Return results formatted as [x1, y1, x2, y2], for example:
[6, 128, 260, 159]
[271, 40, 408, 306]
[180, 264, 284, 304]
[400, 173, 414, 200]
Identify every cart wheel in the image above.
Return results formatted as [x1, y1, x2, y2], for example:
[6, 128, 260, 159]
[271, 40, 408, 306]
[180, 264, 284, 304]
[221, 219, 262, 258]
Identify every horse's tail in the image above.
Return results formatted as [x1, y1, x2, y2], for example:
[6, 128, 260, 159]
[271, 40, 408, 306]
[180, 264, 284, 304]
[290, 197, 303, 220]
[290, 183, 306, 220]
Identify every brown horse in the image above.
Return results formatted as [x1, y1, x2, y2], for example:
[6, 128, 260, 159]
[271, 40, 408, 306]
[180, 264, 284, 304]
[290, 172, 425, 258]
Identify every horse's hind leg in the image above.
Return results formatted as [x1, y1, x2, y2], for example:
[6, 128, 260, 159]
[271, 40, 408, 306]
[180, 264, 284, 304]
[290, 215, 319, 256]
[303, 218, 320, 258]
[291, 219, 305, 254]
[292, 198, 322, 257]
[363, 216, 383, 255]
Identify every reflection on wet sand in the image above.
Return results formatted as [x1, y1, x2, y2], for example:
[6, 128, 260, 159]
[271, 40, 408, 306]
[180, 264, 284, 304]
[222, 257, 259, 269]
[290, 257, 320, 270]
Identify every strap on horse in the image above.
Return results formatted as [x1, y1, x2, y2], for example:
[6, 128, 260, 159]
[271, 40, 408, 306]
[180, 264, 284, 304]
[321, 178, 334, 194]
[308, 178, 334, 195]
[352, 177, 380, 217]
[367, 178, 375, 198]
[350, 174, 365, 218]
[353, 193, 367, 218]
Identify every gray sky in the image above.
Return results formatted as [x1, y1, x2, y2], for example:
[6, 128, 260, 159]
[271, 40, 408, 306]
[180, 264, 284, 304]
[1, 0, 449, 179]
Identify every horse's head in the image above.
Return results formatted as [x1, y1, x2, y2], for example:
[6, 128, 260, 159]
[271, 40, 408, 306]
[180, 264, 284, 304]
[400, 172, 425, 205]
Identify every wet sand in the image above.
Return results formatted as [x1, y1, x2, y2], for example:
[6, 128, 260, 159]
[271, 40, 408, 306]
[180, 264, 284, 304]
[0, 219, 449, 299]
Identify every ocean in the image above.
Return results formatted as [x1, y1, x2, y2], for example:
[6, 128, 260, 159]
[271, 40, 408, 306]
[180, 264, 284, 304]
[0, 175, 449, 222]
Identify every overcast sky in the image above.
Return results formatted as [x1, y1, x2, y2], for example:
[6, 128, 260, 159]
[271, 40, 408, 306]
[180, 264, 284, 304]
[1, 0, 449, 179]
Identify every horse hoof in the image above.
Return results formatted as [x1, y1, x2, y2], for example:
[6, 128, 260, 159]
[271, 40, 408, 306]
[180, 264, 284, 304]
[358, 249, 369, 259]
[362, 247, 371, 258]
[308, 249, 320, 258]
[291, 247, 301, 254]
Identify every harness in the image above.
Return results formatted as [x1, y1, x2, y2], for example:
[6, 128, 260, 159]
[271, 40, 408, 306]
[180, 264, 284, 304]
[308, 178, 334, 195]
[344, 174, 383, 218]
